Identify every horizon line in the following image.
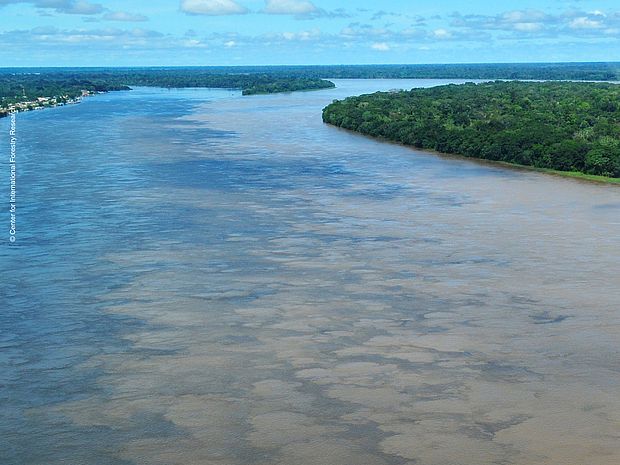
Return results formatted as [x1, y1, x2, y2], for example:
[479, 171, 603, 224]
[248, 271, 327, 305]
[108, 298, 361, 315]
[1, 61, 619, 70]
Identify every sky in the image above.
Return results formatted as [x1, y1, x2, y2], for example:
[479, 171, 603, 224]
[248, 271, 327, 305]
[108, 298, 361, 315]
[0, 0, 619, 66]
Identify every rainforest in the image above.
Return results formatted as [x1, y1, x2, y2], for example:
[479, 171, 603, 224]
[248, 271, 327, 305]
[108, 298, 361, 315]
[322, 81, 620, 178]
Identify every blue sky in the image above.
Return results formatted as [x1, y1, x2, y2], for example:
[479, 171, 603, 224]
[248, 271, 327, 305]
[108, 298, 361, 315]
[0, 0, 619, 66]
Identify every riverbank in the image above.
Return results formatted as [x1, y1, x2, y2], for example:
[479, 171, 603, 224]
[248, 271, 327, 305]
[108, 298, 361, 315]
[0, 91, 97, 118]
[323, 81, 620, 181]
[328, 124, 620, 185]
[503, 163, 620, 184]
[0, 70, 336, 119]
[0, 76, 335, 118]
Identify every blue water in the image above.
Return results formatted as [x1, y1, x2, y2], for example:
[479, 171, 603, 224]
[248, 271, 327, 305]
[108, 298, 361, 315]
[1, 82, 619, 465]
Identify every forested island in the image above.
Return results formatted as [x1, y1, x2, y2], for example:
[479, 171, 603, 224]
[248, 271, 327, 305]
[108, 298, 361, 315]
[323, 81, 620, 179]
[0, 68, 335, 116]
[241, 78, 336, 95]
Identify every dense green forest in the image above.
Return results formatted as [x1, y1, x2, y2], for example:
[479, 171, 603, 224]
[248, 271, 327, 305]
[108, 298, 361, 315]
[0, 76, 129, 107]
[242, 78, 336, 95]
[322, 81, 620, 178]
[3, 62, 619, 81]
[2, 62, 620, 111]
[203, 62, 620, 81]
[0, 69, 335, 113]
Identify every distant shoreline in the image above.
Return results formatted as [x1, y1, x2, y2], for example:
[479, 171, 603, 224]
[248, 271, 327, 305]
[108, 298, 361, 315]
[0, 91, 98, 118]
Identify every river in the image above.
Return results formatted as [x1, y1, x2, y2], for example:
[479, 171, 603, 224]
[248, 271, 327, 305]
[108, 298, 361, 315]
[1, 79, 619, 465]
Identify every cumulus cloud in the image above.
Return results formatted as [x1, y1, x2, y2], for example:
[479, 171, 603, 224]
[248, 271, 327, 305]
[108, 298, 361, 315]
[371, 42, 390, 51]
[450, 9, 554, 34]
[3, 3, 619, 62]
[370, 10, 399, 21]
[182, 38, 208, 48]
[103, 11, 148, 22]
[61, 0, 102, 14]
[262, 0, 317, 15]
[432, 28, 453, 39]
[449, 8, 620, 38]
[341, 23, 389, 38]
[569, 16, 603, 29]
[264, 28, 321, 42]
[180, 0, 247, 16]
[501, 9, 548, 24]
[261, 0, 348, 19]
[23, 26, 164, 43]
[0, 0, 104, 14]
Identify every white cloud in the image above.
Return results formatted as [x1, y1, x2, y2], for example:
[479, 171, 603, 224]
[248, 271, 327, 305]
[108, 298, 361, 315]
[272, 28, 320, 41]
[569, 17, 603, 29]
[371, 42, 390, 51]
[432, 28, 453, 39]
[224, 40, 236, 47]
[341, 24, 389, 38]
[589, 10, 606, 17]
[103, 11, 148, 22]
[450, 10, 551, 35]
[260, 28, 320, 43]
[448, 8, 620, 39]
[64, 0, 102, 14]
[501, 10, 547, 24]
[24, 26, 164, 44]
[180, 0, 247, 16]
[0, 0, 104, 15]
[183, 38, 208, 48]
[263, 0, 317, 15]
[513, 22, 543, 32]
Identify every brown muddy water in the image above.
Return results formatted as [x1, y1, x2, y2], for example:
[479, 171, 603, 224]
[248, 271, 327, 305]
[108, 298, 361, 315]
[1, 80, 619, 465]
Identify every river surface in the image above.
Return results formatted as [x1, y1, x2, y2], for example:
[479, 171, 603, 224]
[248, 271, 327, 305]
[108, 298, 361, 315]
[1, 79, 619, 465]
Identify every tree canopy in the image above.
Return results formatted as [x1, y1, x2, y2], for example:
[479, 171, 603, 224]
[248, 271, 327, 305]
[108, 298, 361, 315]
[0, 69, 335, 113]
[323, 81, 620, 178]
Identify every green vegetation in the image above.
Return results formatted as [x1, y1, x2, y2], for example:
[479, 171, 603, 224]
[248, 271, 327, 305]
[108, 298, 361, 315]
[3, 62, 620, 117]
[208, 62, 620, 81]
[323, 81, 620, 178]
[11, 62, 615, 81]
[32, 69, 335, 94]
[3, 61, 620, 114]
[242, 78, 335, 95]
[0, 69, 335, 116]
[0, 75, 129, 112]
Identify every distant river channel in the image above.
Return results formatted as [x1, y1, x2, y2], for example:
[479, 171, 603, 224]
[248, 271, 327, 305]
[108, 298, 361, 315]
[1, 79, 619, 465]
